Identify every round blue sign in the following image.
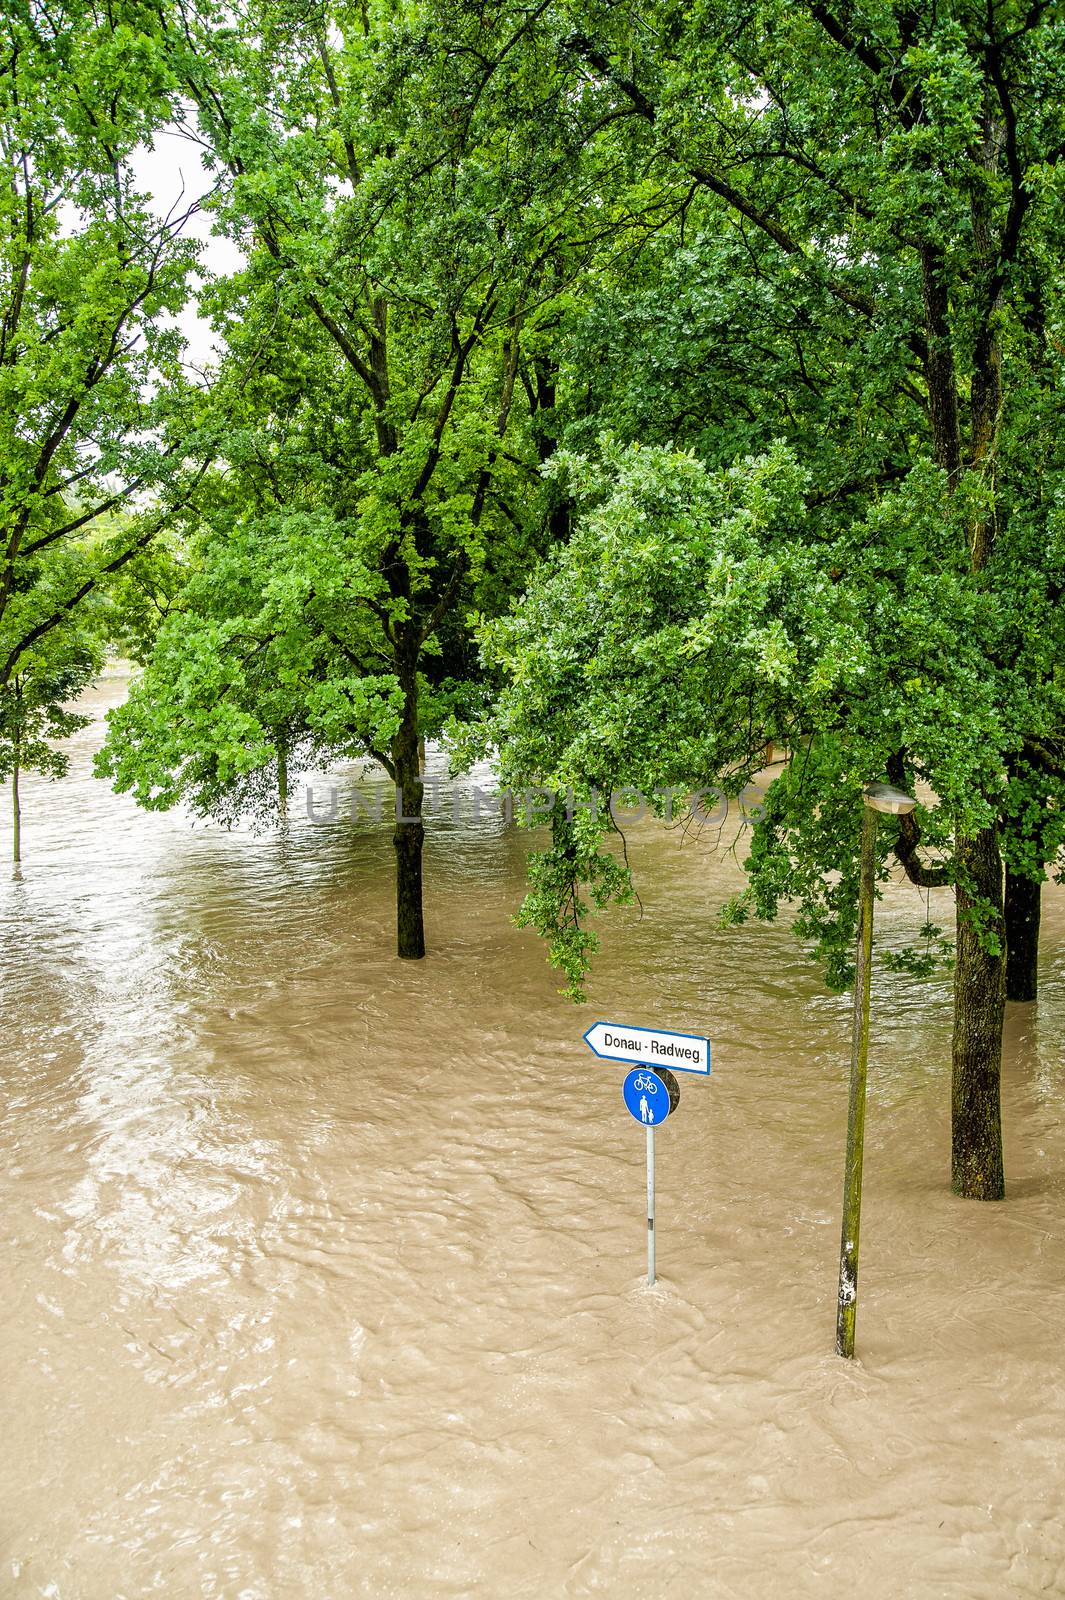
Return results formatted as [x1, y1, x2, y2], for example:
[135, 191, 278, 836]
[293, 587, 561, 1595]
[622, 1068, 677, 1126]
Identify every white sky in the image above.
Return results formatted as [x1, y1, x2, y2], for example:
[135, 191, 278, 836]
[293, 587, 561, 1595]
[131, 129, 245, 374]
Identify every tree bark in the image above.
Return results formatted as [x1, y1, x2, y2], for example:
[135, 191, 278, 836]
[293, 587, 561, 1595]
[529, 352, 570, 542]
[11, 745, 20, 865]
[919, 245, 963, 482]
[11, 677, 21, 864]
[392, 662, 425, 960]
[277, 737, 288, 821]
[1005, 867, 1040, 1003]
[952, 826, 1006, 1200]
[949, 126, 1007, 1197]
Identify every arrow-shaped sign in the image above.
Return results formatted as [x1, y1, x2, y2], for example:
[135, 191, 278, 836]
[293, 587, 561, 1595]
[583, 1021, 711, 1076]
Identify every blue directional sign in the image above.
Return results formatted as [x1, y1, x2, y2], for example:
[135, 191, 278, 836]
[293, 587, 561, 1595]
[622, 1068, 675, 1126]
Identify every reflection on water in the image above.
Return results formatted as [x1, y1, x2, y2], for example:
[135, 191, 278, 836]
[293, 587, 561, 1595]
[2, 675, 1064, 1598]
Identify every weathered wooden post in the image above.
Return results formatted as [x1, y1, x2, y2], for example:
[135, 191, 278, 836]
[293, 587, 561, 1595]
[836, 781, 916, 1359]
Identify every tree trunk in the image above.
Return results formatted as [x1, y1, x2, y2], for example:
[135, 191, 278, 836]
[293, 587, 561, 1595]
[951, 159, 1006, 1196]
[11, 746, 20, 865]
[11, 680, 21, 864]
[532, 354, 571, 542]
[952, 826, 1006, 1200]
[277, 738, 289, 821]
[1005, 868, 1040, 1003]
[919, 245, 963, 483]
[392, 669, 425, 960]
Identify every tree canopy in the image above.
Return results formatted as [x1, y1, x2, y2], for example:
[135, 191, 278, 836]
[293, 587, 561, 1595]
[9, 0, 1065, 1201]
[0, 0, 209, 691]
[443, 0, 1065, 1198]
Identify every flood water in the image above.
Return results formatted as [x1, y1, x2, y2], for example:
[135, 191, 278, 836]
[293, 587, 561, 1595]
[3, 675, 1064, 1599]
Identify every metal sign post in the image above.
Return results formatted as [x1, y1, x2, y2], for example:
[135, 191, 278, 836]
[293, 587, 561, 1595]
[584, 1024, 709, 1286]
[622, 1066, 679, 1285]
[646, 1124, 656, 1286]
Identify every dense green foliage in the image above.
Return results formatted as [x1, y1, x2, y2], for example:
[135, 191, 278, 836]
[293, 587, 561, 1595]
[7, 0, 1065, 1194]
[442, 0, 1065, 1195]
[466, 19, 1062, 835]
[479, 443, 994, 993]
[95, 0, 646, 949]
[0, 0, 206, 695]
[0, 631, 102, 783]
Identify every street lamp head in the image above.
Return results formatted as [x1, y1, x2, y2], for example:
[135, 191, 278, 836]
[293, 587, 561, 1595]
[863, 781, 917, 816]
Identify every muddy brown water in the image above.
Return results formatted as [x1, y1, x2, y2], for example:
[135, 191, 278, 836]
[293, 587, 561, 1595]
[2, 676, 1064, 1599]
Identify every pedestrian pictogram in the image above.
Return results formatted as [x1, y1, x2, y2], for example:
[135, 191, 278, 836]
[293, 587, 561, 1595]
[623, 1068, 675, 1124]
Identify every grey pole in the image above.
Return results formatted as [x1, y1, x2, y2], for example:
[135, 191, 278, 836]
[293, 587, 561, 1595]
[836, 781, 916, 1359]
[647, 1124, 656, 1286]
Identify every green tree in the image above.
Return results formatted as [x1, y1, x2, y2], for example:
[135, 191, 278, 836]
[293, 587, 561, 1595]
[1, 0, 207, 714]
[447, 0, 1065, 1198]
[0, 627, 103, 861]
[476, 437, 1063, 1201]
[97, 455, 408, 830]
[103, 0, 623, 956]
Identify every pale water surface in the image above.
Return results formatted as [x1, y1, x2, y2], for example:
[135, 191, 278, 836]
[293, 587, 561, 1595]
[2, 677, 1064, 1599]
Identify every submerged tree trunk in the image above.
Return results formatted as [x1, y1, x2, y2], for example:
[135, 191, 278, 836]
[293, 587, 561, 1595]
[392, 664, 425, 960]
[277, 737, 289, 822]
[952, 826, 1006, 1200]
[11, 680, 21, 864]
[11, 746, 20, 865]
[1004, 868, 1040, 1003]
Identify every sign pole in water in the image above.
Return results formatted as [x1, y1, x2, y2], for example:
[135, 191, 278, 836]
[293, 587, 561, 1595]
[646, 1125, 656, 1286]
[587, 1025, 708, 1286]
[621, 1066, 679, 1284]
[836, 782, 916, 1359]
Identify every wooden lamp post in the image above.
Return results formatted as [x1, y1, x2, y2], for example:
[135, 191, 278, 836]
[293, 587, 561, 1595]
[836, 781, 917, 1359]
